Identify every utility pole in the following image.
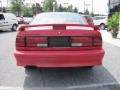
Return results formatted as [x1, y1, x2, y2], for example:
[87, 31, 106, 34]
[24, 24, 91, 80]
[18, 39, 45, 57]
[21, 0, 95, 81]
[84, 1, 90, 14]
[92, 0, 93, 14]
[91, 0, 94, 16]
[0, 0, 2, 12]
[84, 1, 85, 13]
[7, 0, 8, 8]
[53, 1, 55, 12]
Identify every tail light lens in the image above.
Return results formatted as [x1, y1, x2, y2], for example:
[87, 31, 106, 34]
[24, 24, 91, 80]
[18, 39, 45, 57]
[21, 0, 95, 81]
[93, 37, 102, 46]
[71, 36, 102, 47]
[71, 37, 92, 47]
[16, 36, 48, 48]
[16, 36, 25, 47]
[26, 37, 48, 47]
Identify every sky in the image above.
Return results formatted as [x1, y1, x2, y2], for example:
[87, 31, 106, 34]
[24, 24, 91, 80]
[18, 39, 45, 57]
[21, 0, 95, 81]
[1, 0, 108, 15]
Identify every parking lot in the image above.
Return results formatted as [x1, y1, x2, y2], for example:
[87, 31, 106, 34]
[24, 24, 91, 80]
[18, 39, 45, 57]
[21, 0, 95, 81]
[0, 31, 120, 90]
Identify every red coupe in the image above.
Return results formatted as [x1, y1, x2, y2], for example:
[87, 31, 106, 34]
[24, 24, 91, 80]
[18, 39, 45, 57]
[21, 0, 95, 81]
[14, 12, 105, 68]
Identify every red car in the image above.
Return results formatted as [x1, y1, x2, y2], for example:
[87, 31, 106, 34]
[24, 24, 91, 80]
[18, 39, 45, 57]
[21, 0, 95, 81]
[14, 12, 105, 68]
[17, 17, 25, 24]
[82, 15, 94, 26]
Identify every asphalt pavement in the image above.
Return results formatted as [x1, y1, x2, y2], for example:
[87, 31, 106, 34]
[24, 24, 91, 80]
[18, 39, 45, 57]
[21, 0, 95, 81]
[0, 31, 120, 90]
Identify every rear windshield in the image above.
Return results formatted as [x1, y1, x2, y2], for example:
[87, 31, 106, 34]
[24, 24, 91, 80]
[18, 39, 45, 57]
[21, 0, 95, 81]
[30, 12, 88, 25]
[0, 14, 5, 20]
[93, 16, 107, 20]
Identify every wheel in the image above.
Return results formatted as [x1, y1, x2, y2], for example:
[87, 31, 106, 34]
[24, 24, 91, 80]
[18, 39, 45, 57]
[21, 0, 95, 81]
[12, 24, 17, 31]
[100, 24, 105, 30]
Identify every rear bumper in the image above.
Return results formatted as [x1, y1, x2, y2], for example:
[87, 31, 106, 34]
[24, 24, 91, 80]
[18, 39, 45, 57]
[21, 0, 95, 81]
[14, 49, 105, 68]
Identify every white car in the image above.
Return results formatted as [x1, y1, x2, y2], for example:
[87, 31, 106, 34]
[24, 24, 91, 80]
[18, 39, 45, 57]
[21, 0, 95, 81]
[23, 17, 33, 24]
[93, 16, 108, 30]
[0, 13, 18, 31]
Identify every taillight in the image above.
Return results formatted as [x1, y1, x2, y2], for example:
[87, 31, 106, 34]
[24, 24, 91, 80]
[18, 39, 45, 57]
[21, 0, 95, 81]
[71, 36, 102, 47]
[93, 37, 102, 46]
[26, 37, 48, 47]
[16, 36, 25, 47]
[16, 36, 48, 48]
[71, 37, 93, 47]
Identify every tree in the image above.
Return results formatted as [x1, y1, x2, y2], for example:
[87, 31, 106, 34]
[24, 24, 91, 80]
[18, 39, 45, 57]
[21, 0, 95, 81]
[23, 4, 33, 17]
[2, 7, 7, 13]
[57, 4, 64, 12]
[32, 4, 36, 15]
[90, 11, 94, 17]
[42, 0, 57, 12]
[32, 3, 42, 15]
[10, 0, 24, 16]
[73, 7, 78, 13]
[67, 4, 73, 12]
[36, 3, 42, 13]
[84, 9, 89, 15]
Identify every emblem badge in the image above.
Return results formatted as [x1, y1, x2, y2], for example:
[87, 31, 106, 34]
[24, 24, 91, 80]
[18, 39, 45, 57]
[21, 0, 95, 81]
[58, 32, 61, 34]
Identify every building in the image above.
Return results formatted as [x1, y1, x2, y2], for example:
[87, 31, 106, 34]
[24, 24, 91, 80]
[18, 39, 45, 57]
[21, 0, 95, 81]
[108, 0, 120, 16]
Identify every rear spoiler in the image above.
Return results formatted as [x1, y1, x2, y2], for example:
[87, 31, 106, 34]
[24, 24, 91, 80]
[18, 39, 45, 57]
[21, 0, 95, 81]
[19, 24, 99, 31]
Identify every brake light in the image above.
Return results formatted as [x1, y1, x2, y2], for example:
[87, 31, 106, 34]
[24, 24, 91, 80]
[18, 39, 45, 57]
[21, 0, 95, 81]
[71, 36, 102, 47]
[71, 37, 92, 47]
[26, 37, 48, 47]
[16, 36, 25, 47]
[93, 37, 102, 46]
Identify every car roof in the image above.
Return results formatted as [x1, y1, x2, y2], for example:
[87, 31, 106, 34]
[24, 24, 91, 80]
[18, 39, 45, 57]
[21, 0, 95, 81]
[36, 12, 81, 16]
[0, 13, 14, 14]
[93, 16, 108, 17]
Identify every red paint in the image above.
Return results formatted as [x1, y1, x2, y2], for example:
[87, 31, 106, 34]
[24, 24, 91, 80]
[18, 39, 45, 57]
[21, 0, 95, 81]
[14, 24, 105, 68]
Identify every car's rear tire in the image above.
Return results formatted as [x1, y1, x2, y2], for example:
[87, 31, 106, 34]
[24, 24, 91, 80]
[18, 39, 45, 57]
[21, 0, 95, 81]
[100, 23, 105, 30]
[85, 66, 94, 69]
[24, 66, 36, 70]
[12, 24, 17, 31]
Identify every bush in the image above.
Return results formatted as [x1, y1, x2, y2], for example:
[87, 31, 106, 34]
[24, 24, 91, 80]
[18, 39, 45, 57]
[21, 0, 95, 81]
[107, 12, 120, 31]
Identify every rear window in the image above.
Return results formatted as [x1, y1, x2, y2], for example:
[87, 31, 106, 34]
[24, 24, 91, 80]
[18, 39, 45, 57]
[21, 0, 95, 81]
[0, 14, 5, 20]
[30, 12, 88, 25]
[93, 16, 106, 20]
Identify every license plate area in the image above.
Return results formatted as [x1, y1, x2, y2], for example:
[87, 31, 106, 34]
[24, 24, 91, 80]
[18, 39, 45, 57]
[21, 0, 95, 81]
[48, 37, 71, 47]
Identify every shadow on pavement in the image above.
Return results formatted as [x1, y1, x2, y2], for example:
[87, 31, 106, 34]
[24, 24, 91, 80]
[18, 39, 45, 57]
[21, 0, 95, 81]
[24, 66, 120, 90]
[0, 31, 16, 34]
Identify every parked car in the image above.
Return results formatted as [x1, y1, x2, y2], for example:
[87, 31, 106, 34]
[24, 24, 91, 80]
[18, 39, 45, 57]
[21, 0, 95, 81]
[93, 16, 108, 30]
[14, 12, 105, 69]
[82, 15, 94, 26]
[17, 17, 25, 24]
[23, 17, 33, 24]
[0, 13, 18, 31]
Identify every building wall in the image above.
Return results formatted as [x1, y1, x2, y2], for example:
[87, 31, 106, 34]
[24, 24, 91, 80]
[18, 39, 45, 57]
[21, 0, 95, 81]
[109, 0, 120, 16]
[109, 0, 120, 9]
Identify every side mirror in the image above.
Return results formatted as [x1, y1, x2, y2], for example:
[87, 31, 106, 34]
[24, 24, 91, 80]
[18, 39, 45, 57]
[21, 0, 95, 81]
[94, 25, 99, 30]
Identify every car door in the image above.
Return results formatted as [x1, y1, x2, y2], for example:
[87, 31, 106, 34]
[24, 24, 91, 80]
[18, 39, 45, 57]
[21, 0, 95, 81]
[0, 14, 9, 30]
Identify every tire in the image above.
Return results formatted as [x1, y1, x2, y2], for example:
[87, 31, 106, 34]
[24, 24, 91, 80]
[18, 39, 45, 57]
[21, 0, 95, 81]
[85, 66, 94, 69]
[11, 24, 17, 31]
[24, 66, 36, 70]
[100, 24, 105, 30]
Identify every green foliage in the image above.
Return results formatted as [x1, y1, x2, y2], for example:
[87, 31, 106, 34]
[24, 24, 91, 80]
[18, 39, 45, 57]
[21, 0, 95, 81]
[10, 0, 23, 16]
[23, 4, 33, 17]
[32, 3, 42, 15]
[57, 4, 64, 12]
[2, 7, 7, 13]
[84, 9, 89, 15]
[73, 7, 78, 13]
[107, 12, 120, 31]
[67, 4, 73, 12]
[90, 12, 94, 17]
[42, 0, 57, 12]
